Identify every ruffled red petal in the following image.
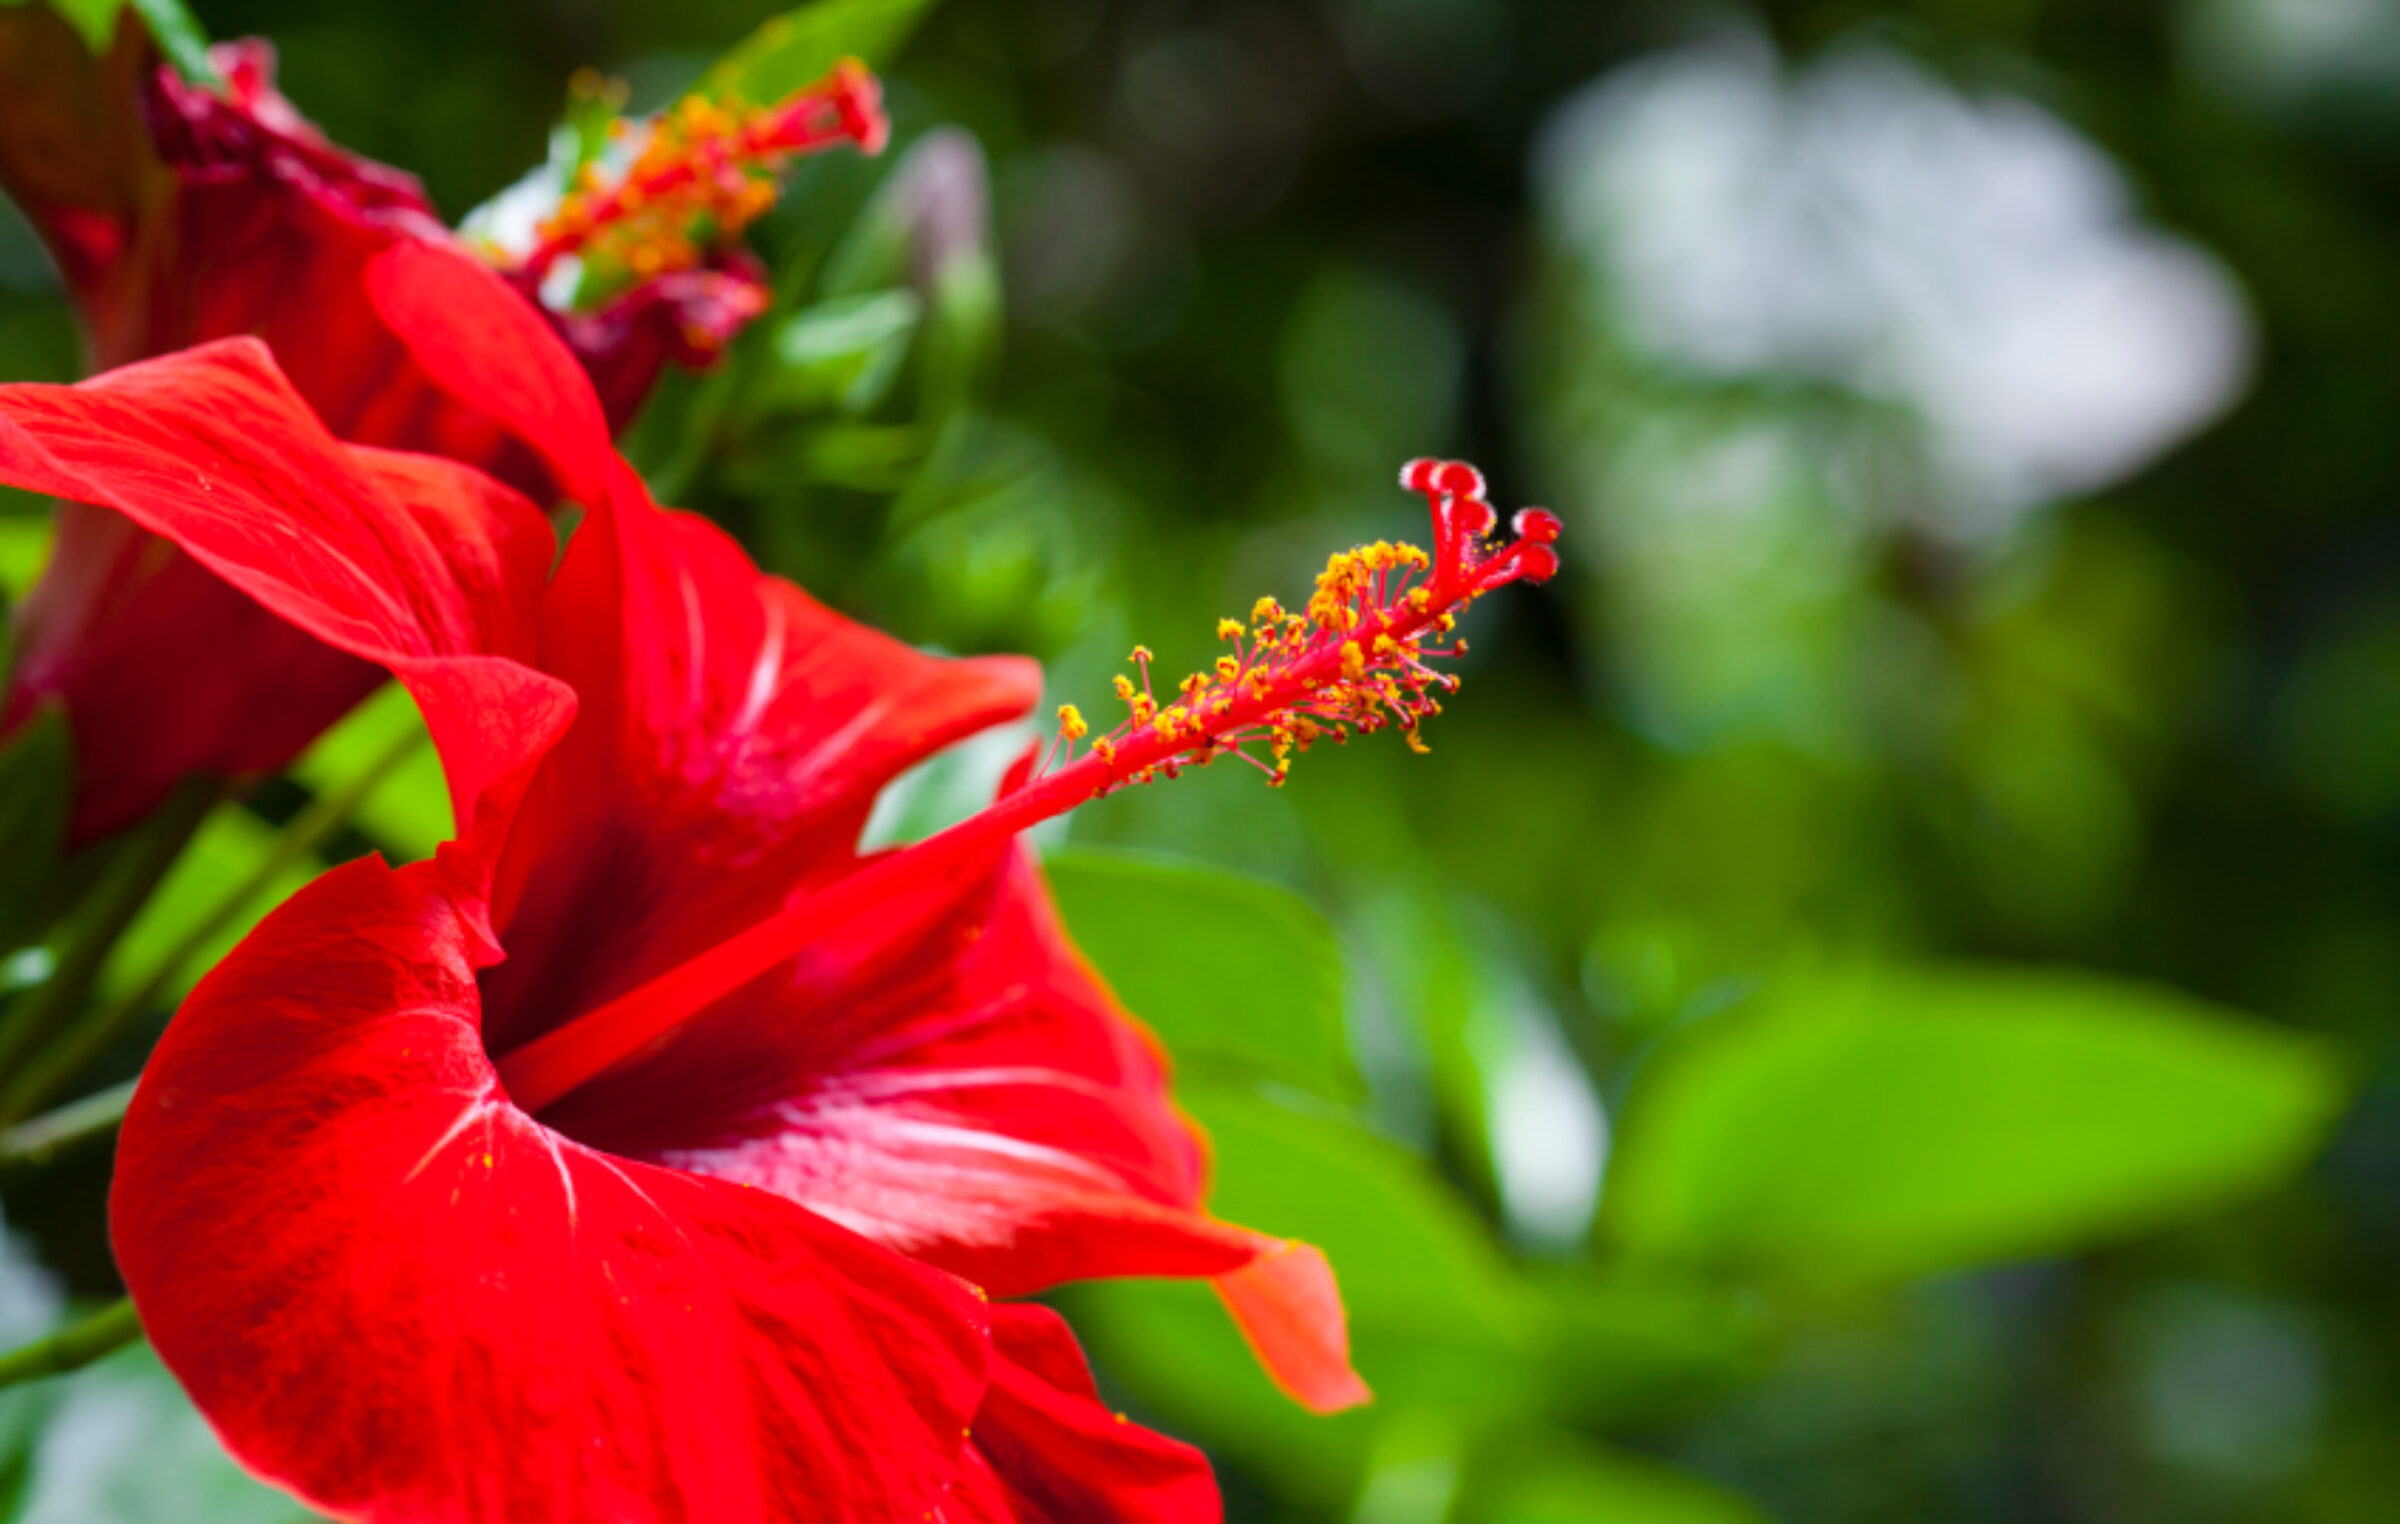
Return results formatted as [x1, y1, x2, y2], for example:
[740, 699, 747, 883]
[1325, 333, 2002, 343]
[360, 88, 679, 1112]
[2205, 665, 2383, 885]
[360, 240, 620, 511]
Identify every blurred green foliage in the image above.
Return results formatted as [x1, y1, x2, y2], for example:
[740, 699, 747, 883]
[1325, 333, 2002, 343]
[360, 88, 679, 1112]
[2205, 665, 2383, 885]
[2, 0, 2397, 1520]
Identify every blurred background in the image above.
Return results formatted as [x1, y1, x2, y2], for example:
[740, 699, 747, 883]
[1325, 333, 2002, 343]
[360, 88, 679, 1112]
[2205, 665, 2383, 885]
[3, 0, 2399, 1519]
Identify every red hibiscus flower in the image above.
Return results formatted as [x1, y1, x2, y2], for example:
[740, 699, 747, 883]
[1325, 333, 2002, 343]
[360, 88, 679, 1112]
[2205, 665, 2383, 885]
[0, 244, 1553, 1518]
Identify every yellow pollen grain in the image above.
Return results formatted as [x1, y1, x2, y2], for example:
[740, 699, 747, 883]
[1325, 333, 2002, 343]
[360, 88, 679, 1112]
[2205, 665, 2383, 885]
[1217, 617, 1244, 641]
[1057, 704, 1088, 741]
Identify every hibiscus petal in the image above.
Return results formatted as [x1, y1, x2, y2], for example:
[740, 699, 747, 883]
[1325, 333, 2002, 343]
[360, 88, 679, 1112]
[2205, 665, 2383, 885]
[0, 339, 569, 846]
[966, 1304, 1221, 1524]
[1215, 1240, 1375, 1414]
[363, 240, 619, 509]
[112, 854, 996, 1524]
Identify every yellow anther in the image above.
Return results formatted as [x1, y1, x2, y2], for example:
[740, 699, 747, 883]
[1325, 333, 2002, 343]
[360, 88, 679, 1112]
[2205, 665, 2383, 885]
[1403, 725, 1430, 756]
[1215, 656, 1240, 681]
[1130, 645, 1153, 663]
[1407, 588, 1432, 611]
[1217, 618, 1245, 641]
[1340, 642, 1367, 680]
[1093, 737, 1118, 764]
[1252, 596, 1283, 623]
[1057, 704, 1088, 741]
[1112, 674, 1135, 701]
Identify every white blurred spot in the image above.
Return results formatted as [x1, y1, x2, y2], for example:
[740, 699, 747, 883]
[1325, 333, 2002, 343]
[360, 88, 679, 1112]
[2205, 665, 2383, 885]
[1482, 984, 1608, 1252]
[1535, 38, 2255, 532]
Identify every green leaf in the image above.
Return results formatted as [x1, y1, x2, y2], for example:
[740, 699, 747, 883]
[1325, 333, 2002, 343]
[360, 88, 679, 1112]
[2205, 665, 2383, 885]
[98, 807, 321, 1008]
[1527, 1265, 1772, 1428]
[1603, 965, 2350, 1283]
[1469, 1442, 1770, 1524]
[0, 709, 70, 953]
[764, 289, 922, 416]
[703, 0, 936, 106]
[122, 0, 210, 82]
[0, 519, 48, 603]
[785, 420, 927, 491]
[286, 685, 449, 863]
[1044, 848, 1357, 1099]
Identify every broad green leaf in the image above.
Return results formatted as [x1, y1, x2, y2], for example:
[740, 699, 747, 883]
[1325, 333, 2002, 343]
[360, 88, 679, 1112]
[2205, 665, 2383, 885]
[1603, 966, 2349, 1283]
[1348, 1411, 1464, 1524]
[1528, 1266, 1772, 1428]
[786, 420, 927, 491]
[287, 685, 449, 863]
[100, 807, 321, 1007]
[703, 0, 936, 106]
[1044, 849, 1357, 1099]
[1470, 1443, 1769, 1524]
[0, 709, 69, 952]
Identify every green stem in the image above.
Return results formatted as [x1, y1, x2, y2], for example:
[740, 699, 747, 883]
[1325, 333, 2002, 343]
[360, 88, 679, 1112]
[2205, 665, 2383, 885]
[0, 727, 424, 1124]
[0, 778, 219, 1088]
[0, 1076, 135, 1188]
[0, 1299, 141, 1389]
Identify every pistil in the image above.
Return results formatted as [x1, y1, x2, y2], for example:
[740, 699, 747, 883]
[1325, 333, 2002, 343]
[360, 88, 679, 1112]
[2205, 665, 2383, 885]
[514, 59, 888, 290]
[493, 459, 1558, 1115]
